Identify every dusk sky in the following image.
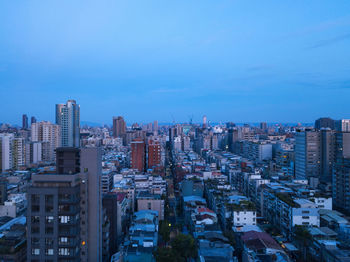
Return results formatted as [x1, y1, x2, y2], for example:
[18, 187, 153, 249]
[1, 0, 350, 125]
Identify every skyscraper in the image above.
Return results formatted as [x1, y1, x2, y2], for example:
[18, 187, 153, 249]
[22, 114, 28, 129]
[31, 116, 37, 125]
[295, 128, 321, 180]
[31, 121, 61, 162]
[27, 147, 102, 261]
[56, 100, 80, 148]
[335, 119, 350, 132]
[0, 134, 13, 172]
[332, 132, 350, 215]
[203, 115, 207, 128]
[260, 122, 267, 131]
[153, 120, 158, 133]
[315, 117, 335, 130]
[148, 140, 161, 169]
[112, 116, 126, 138]
[320, 129, 336, 184]
[130, 138, 145, 172]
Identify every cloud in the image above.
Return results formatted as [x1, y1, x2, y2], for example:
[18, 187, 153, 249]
[307, 33, 350, 49]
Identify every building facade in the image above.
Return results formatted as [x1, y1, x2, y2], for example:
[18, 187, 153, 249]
[56, 100, 80, 148]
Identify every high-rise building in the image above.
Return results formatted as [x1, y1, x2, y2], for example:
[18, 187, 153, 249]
[130, 138, 145, 172]
[320, 129, 336, 184]
[0, 178, 8, 205]
[203, 115, 207, 128]
[335, 119, 350, 132]
[31, 116, 37, 125]
[332, 132, 350, 215]
[0, 134, 13, 172]
[315, 117, 335, 130]
[25, 141, 42, 165]
[102, 193, 119, 258]
[295, 129, 321, 180]
[56, 100, 80, 148]
[22, 114, 28, 129]
[112, 116, 126, 138]
[31, 121, 61, 162]
[260, 122, 267, 131]
[27, 147, 102, 261]
[12, 137, 25, 169]
[153, 120, 158, 133]
[148, 140, 161, 169]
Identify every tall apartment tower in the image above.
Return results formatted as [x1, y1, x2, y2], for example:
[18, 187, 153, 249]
[131, 138, 145, 172]
[332, 132, 350, 215]
[0, 134, 13, 172]
[260, 122, 267, 131]
[31, 116, 37, 125]
[295, 129, 321, 180]
[22, 114, 28, 129]
[31, 121, 61, 162]
[153, 120, 158, 133]
[335, 119, 350, 132]
[56, 100, 80, 148]
[27, 147, 102, 261]
[315, 117, 335, 130]
[203, 115, 207, 128]
[320, 129, 336, 184]
[148, 140, 161, 169]
[112, 116, 126, 138]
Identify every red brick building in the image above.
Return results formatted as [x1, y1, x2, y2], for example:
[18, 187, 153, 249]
[148, 140, 161, 169]
[131, 138, 145, 171]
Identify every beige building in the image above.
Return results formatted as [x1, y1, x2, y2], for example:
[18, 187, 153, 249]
[137, 191, 164, 220]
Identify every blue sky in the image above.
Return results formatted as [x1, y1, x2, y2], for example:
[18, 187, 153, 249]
[1, 0, 350, 125]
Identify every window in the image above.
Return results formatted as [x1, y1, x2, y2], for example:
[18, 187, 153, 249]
[59, 216, 71, 224]
[31, 226, 40, 234]
[46, 216, 54, 224]
[32, 205, 40, 212]
[302, 216, 310, 219]
[32, 248, 40, 255]
[45, 248, 54, 255]
[58, 205, 70, 212]
[45, 238, 53, 245]
[148, 202, 151, 210]
[59, 237, 68, 244]
[58, 248, 70, 256]
[31, 238, 40, 245]
[45, 205, 54, 213]
[31, 216, 40, 223]
[45, 195, 53, 204]
[31, 195, 40, 203]
[45, 227, 53, 234]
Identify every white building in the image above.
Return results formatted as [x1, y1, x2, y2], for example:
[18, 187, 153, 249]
[313, 197, 332, 210]
[233, 210, 257, 226]
[0, 133, 13, 172]
[31, 121, 60, 162]
[56, 99, 80, 147]
[173, 136, 182, 152]
[292, 208, 320, 227]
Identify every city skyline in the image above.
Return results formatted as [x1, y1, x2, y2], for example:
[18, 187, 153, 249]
[1, 1, 350, 124]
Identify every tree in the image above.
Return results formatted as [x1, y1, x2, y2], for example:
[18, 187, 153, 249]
[154, 247, 181, 262]
[171, 233, 197, 261]
[159, 220, 171, 243]
[294, 226, 312, 261]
